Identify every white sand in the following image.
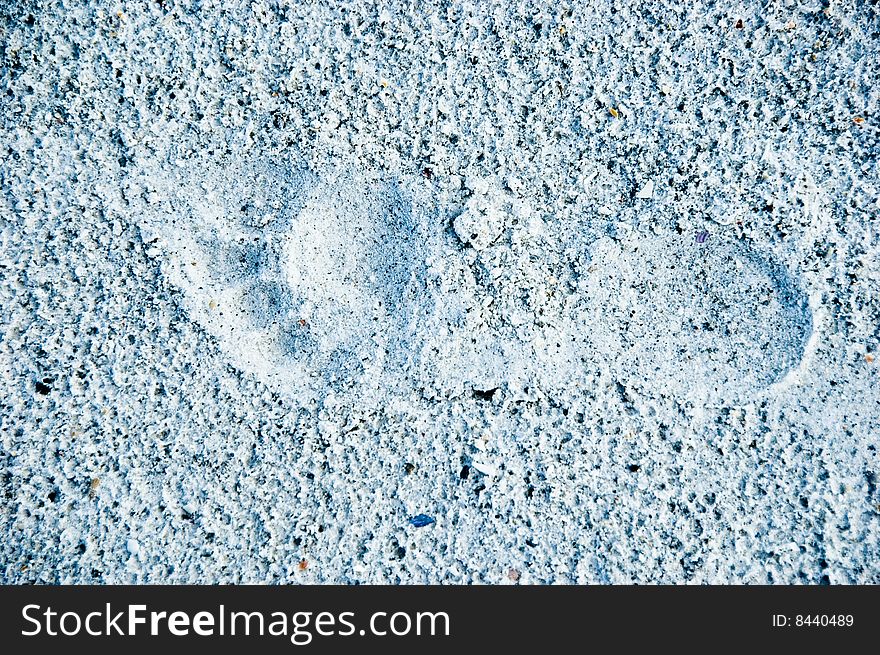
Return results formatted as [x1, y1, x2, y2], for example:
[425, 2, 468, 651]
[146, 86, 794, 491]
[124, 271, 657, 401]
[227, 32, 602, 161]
[2, 0, 878, 583]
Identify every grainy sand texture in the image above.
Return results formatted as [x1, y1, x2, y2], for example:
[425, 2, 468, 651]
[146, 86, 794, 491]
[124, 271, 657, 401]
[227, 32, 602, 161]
[2, 0, 879, 583]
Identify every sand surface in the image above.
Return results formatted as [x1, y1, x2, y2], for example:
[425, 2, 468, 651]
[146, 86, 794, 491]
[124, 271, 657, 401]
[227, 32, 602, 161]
[2, 0, 879, 583]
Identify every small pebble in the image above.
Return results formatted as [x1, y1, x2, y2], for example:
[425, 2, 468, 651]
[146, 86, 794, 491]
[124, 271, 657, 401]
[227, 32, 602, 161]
[636, 180, 654, 199]
[409, 514, 435, 528]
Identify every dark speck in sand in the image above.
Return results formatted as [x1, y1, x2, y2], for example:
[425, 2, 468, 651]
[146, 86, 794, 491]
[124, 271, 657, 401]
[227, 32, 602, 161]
[409, 514, 435, 528]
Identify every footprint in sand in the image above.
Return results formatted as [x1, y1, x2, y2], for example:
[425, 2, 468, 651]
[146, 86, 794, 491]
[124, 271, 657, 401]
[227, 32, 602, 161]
[133, 158, 812, 407]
